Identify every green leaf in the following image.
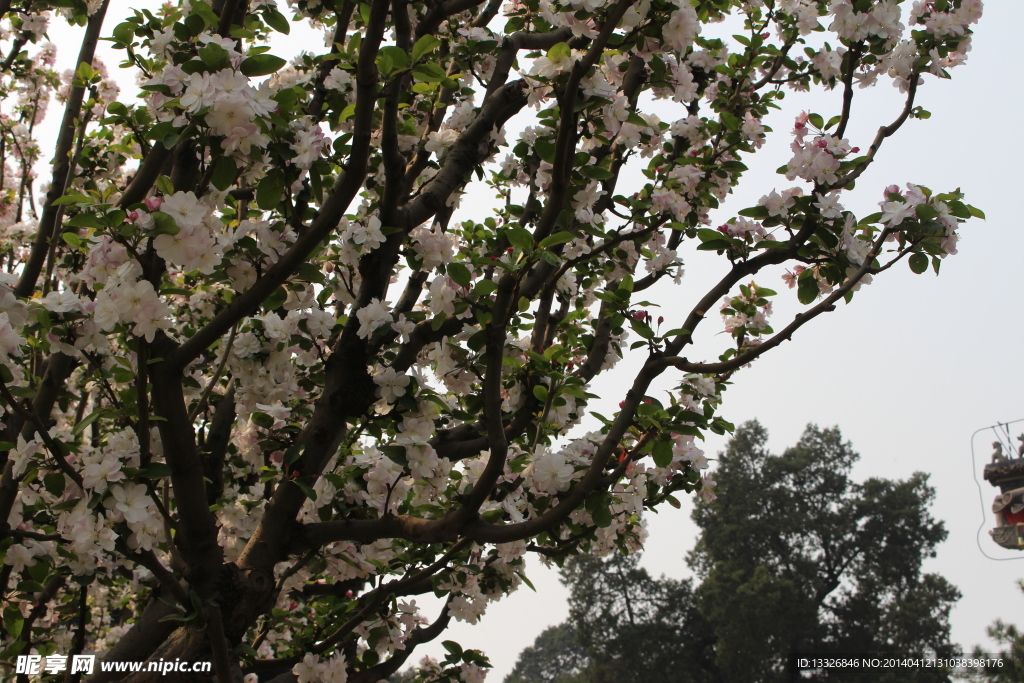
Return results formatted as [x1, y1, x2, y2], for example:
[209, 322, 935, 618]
[262, 8, 291, 34]
[263, 286, 287, 312]
[3, 610, 24, 640]
[210, 155, 237, 192]
[967, 204, 985, 219]
[376, 45, 409, 74]
[156, 175, 175, 195]
[652, 440, 673, 468]
[808, 113, 824, 129]
[412, 63, 447, 82]
[61, 232, 83, 249]
[43, 472, 65, 497]
[76, 60, 95, 81]
[738, 205, 770, 219]
[411, 35, 441, 62]
[139, 462, 172, 479]
[73, 408, 109, 436]
[190, 0, 219, 27]
[580, 165, 614, 180]
[112, 21, 135, 45]
[908, 252, 928, 274]
[240, 54, 287, 78]
[447, 262, 471, 287]
[797, 277, 818, 305]
[273, 85, 301, 113]
[914, 203, 939, 220]
[473, 279, 498, 297]
[539, 231, 573, 248]
[336, 102, 357, 123]
[696, 239, 731, 252]
[199, 41, 230, 71]
[592, 504, 612, 528]
[297, 262, 326, 284]
[504, 225, 534, 251]
[151, 211, 180, 235]
[52, 193, 91, 206]
[66, 213, 102, 229]
[256, 172, 284, 210]
[547, 42, 570, 62]
[293, 479, 317, 501]
[381, 445, 408, 467]
[626, 112, 648, 128]
[534, 139, 556, 164]
[628, 318, 654, 340]
[539, 250, 560, 266]
[533, 385, 549, 402]
[251, 412, 275, 429]
[411, 82, 438, 94]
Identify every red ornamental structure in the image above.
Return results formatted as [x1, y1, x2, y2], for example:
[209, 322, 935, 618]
[983, 436, 1024, 550]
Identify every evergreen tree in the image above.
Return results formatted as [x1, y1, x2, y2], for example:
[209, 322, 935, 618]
[506, 553, 719, 683]
[508, 422, 960, 683]
[691, 421, 960, 682]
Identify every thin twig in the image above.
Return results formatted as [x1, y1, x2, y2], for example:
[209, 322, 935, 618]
[0, 380, 85, 490]
[188, 324, 236, 422]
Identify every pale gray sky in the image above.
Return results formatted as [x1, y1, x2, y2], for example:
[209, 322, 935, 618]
[39, 1, 1024, 678]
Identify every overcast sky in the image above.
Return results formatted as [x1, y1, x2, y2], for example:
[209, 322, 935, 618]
[38, 1, 1024, 678]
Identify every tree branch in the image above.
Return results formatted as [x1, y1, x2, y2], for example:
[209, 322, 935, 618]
[658, 228, 893, 376]
[14, 0, 109, 298]
[827, 73, 919, 193]
[171, 0, 390, 370]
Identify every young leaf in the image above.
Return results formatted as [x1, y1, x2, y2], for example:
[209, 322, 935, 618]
[151, 211, 180, 235]
[199, 41, 230, 71]
[241, 54, 287, 77]
[652, 440, 673, 468]
[539, 231, 574, 248]
[412, 35, 441, 62]
[908, 252, 928, 274]
[257, 172, 284, 210]
[210, 155, 237, 191]
[262, 8, 291, 34]
[447, 262, 471, 287]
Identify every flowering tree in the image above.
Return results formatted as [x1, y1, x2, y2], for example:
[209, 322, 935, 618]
[0, 0, 983, 681]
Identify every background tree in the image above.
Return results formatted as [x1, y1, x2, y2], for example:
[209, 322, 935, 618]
[508, 422, 959, 683]
[505, 553, 718, 683]
[691, 421, 961, 682]
[964, 580, 1024, 683]
[496, 624, 586, 683]
[0, 0, 982, 681]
